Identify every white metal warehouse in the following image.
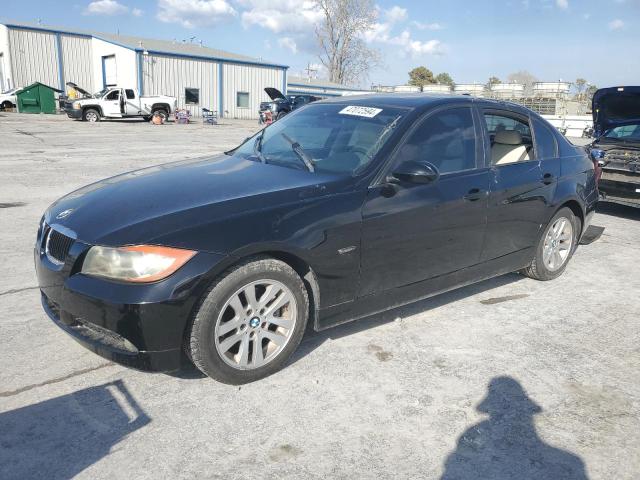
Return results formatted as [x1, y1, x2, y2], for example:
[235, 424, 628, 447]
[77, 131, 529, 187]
[0, 21, 288, 119]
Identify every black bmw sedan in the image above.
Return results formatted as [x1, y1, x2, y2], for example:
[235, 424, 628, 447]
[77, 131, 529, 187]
[35, 94, 598, 384]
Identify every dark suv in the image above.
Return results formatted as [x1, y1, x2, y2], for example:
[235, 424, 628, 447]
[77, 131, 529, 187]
[259, 87, 321, 123]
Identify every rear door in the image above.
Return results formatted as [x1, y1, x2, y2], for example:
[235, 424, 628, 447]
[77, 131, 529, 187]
[124, 89, 140, 116]
[359, 105, 490, 296]
[481, 109, 559, 261]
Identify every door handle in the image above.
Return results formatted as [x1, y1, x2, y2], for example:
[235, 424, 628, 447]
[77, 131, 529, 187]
[542, 173, 555, 185]
[463, 188, 484, 201]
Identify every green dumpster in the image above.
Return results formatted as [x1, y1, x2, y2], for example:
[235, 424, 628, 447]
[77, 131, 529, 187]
[16, 82, 62, 114]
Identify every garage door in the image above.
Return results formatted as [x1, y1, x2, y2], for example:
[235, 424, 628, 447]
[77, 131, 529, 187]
[102, 55, 117, 87]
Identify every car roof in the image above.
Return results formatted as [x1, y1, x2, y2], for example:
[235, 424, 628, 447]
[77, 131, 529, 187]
[319, 93, 535, 116]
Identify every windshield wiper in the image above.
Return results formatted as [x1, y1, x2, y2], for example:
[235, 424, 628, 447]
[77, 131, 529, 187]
[280, 133, 315, 172]
[253, 130, 267, 164]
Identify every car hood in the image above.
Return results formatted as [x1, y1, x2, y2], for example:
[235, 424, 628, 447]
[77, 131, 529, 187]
[45, 155, 344, 248]
[65, 82, 92, 97]
[592, 86, 640, 137]
[264, 87, 287, 101]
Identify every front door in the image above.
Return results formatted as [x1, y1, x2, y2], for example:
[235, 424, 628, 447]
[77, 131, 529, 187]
[102, 89, 123, 118]
[359, 106, 490, 296]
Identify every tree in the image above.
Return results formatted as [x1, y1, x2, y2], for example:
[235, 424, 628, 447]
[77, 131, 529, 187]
[315, 0, 380, 85]
[507, 70, 538, 95]
[408, 66, 435, 90]
[486, 76, 500, 88]
[575, 78, 587, 101]
[435, 72, 454, 87]
[586, 84, 598, 103]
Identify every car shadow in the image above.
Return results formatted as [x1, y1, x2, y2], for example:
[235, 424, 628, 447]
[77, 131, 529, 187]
[0, 380, 150, 480]
[596, 201, 640, 220]
[440, 376, 589, 479]
[291, 273, 523, 364]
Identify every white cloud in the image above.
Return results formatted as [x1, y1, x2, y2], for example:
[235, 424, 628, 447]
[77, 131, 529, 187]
[608, 18, 625, 30]
[132, 7, 143, 16]
[556, 0, 568, 9]
[157, 0, 237, 28]
[384, 6, 407, 23]
[411, 20, 443, 31]
[278, 36, 297, 54]
[240, 0, 322, 34]
[84, 0, 129, 15]
[386, 30, 444, 57]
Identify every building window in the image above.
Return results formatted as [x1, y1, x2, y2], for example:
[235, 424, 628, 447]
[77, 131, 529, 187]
[185, 88, 200, 105]
[237, 92, 250, 108]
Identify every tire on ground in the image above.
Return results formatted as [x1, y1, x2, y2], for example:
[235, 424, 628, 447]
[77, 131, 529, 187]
[83, 108, 100, 122]
[186, 256, 309, 384]
[522, 206, 579, 281]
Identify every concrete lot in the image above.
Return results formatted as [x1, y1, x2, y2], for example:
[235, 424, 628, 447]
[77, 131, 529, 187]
[1, 113, 639, 479]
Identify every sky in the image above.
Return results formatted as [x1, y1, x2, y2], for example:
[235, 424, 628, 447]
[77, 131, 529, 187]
[1, 0, 639, 88]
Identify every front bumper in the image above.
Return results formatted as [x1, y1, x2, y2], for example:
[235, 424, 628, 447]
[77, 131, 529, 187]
[35, 228, 226, 372]
[65, 108, 82, 119]
[599, 170, 640, 207]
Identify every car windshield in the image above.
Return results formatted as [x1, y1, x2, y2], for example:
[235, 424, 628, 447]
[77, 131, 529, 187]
[232, 103, 407, 175]
[603, 124, 640, 141]
[1, 88, 17, 94]
[93, 88, 109, 98]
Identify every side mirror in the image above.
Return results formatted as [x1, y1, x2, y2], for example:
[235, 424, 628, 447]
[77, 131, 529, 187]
[590, 149, 606, 167]
[392, 161, 440, 184]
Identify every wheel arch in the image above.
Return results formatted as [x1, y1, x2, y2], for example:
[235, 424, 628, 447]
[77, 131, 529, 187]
[82, 105, 103, 117]
[557, 199, 585, 235]
[151, 103, 171, 113]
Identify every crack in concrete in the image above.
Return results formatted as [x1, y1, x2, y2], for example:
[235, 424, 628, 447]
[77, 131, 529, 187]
[0, 363, 115, 398]
[0, 286, 39, 297]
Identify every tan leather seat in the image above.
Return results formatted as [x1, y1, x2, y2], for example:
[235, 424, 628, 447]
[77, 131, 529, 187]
[492, 130, 531, 165]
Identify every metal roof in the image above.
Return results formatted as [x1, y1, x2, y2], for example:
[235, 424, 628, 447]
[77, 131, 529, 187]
[287, 76, 366, 92]
[1, 20, 288, 69]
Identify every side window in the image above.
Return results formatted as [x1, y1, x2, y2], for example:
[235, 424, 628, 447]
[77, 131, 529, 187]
[532, 117, 558, 160]
[125, 89, 135, 100]
[185, 88, 199, 105]
[397, 107, 476, 174]
[484, 113, 534, 166]
[105, 90, 119, 100]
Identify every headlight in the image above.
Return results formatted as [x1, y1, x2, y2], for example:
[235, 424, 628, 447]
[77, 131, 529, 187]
[72, 101, 81, 109]
[82, 245, 196, 283]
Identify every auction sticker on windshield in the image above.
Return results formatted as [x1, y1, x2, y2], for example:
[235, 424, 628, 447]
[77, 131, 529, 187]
[339, 106, 383, 118]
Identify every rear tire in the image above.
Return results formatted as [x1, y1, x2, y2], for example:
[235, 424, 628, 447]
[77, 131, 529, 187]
[522, 207, 578, 281]
[152, 108, 168, 122]
[187, 257, 309, 384]
[275, 111, 287, 121]
[83, 108, 100, 122]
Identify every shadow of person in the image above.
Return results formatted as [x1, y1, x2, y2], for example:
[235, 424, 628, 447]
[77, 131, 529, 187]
[441, 377, 588, 480]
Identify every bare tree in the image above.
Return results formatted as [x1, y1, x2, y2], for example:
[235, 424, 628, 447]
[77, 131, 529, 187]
[507, 70, 538, 95]
[315, 0, 380, 86]
[575, 78, 587, 101]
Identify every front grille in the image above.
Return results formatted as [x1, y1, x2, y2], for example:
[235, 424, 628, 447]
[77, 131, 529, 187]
[46, 228, 74, 264]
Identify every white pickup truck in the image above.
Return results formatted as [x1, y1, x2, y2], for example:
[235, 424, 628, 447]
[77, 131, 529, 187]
[63, 84, 177, 122]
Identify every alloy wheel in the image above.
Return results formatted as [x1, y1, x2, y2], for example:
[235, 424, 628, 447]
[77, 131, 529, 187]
[542, 216, 574, 272]
[214, 279, 297, 370]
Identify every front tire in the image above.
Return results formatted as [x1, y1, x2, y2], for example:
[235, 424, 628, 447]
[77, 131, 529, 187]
[522, 207, 578, 281]
[187, 257, 309, 384]
[83, 108, 100, 122]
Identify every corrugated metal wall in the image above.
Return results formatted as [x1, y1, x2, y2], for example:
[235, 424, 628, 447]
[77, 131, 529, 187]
[61, 34, 93, 92]
[8, 28, 59, 88]
[223, 64, 283, 119]
[142, 54, 218, 117]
